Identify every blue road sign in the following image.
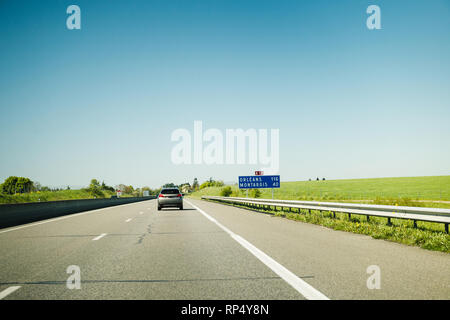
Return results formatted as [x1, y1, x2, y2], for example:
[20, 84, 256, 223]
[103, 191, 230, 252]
[238, 175, 280, 189]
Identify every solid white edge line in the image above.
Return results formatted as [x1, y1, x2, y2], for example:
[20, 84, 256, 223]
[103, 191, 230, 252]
[185, 200, 330, 301]
[0, 286, 21, 299]
[0, 200, 155, 234]
[92, 233, 107, 241]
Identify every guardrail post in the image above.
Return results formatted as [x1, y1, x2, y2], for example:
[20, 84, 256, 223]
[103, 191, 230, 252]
[413, 220, 417, 228]
[387, 217, 392, 226]
[445, 223, 449, 234]
[366, 215, 370, 222]
[348, 213, 351, 221]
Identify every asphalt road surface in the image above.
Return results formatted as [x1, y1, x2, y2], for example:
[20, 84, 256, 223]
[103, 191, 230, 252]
[0, 198, 449, 300]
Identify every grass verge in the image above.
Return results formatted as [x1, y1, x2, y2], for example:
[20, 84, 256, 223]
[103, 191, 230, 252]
[202, 199, 450, 253]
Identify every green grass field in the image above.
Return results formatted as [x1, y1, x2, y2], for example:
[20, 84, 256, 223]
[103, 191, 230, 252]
[190, 176, 450, 208]
[0, 189, 117, 204]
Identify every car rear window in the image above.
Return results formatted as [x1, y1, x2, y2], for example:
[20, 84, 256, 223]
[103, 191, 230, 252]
[161, 189, 180, 194]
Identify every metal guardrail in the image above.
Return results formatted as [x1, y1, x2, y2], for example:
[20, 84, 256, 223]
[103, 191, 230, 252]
[201, 196, 450, 233]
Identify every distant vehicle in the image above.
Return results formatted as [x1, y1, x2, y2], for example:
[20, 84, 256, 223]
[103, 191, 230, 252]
[158, 188, 183, 210]
[110, 195, 118, 199]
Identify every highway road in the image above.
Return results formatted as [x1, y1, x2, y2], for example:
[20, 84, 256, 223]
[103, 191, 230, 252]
[0, 198, 449, 300]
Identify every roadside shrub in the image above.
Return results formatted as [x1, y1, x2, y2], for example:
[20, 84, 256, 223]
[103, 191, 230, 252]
[200, 179, 225, 189]
[251, 189, 261, 198]
[220, 186, 232, 197]
[1, 176, 33, 194]
[87, 179, 105, 198]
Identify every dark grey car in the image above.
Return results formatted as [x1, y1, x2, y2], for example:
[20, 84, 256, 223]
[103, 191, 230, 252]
[157, 188, 183, 210]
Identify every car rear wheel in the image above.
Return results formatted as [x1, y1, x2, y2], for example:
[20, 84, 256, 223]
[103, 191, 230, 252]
[158, 205, 161, 211]
[179, 204, 183, 210]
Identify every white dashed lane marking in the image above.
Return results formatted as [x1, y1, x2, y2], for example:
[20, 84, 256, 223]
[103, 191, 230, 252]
[185, 200, 329, 300]
[92, 233, 107, 241]
[0, 286, 21, 299]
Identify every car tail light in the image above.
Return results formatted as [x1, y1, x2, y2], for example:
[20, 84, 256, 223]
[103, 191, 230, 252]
[177, 194, 182, 197]
[159, 194, 164, 198]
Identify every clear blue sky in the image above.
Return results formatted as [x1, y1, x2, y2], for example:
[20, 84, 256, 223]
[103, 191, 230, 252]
[0, 0, 449, 188]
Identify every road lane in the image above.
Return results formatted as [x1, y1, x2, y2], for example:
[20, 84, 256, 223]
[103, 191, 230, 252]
[0, 199, 303, 299]
[188, 199, 450, 299]
[0, 200, 155, 284]
[187, 200, 328, 300]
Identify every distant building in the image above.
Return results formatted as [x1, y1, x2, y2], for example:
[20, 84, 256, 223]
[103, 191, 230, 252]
[115, 184, 127, 192]
[180, 184, 190, 194]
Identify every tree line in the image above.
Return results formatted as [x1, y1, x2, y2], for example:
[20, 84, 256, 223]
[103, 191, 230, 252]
[0, 176, 160, 198]
[0, 176, 226, 199]
[160, 177, 224, 194]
